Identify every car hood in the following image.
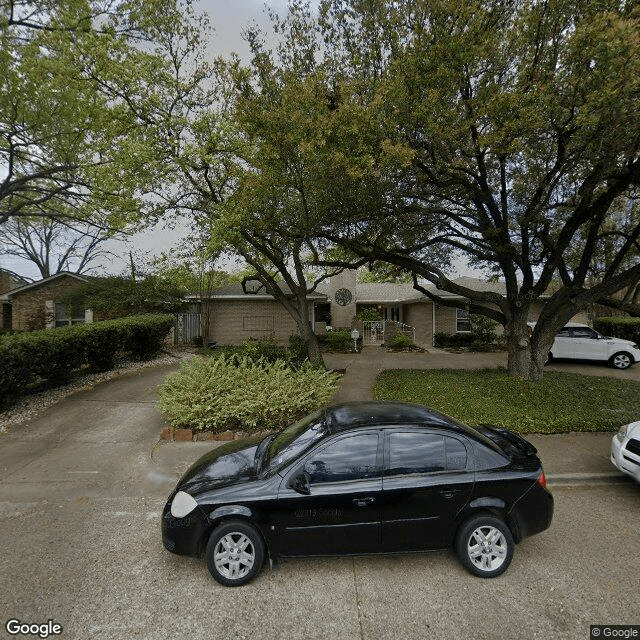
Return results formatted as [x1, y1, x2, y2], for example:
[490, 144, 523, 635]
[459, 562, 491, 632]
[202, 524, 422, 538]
[607, 337, 639, 348]
[176, 435, 265, 494]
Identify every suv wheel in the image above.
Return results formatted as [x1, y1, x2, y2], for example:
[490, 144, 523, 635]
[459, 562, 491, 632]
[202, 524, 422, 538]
[609, 352, 633, 370]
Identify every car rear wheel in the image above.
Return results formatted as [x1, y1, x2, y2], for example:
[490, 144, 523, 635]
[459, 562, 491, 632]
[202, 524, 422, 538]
[456, 514, 514, 578]
[609, 352, 633, 370]
[544, 352, 553, 365]
[206, 520, 265, 587]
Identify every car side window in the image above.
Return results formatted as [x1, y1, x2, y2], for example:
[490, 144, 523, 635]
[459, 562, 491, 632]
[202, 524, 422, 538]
[387, 432, 445, 475]
[573, 328, 597, 339]
[303, 433, 379, 484]
[445, 437, 468, 470]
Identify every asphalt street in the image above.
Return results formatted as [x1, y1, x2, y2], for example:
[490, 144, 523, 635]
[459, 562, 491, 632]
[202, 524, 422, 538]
[0, 356, 639, 640]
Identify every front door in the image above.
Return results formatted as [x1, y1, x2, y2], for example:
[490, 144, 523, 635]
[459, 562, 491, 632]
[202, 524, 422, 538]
[381, 430, 473, 551]
[275, 431, 382, 556]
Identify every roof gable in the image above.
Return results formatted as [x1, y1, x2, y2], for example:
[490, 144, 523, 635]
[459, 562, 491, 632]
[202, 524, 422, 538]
[4, 272, 88, 298]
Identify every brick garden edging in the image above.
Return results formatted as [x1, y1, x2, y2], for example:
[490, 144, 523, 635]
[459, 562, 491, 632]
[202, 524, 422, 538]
[160, 427, 258, 442]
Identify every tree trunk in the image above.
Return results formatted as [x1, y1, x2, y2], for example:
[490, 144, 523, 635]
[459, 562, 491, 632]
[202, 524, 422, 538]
[297, 315, 325, 368]
[506, 315, 532, 379]
[506, 313, 560, 381]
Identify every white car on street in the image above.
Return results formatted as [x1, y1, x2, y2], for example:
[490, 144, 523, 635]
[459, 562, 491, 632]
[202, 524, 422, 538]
[611, 422, 640, 483]
[541, 323, 640, 370]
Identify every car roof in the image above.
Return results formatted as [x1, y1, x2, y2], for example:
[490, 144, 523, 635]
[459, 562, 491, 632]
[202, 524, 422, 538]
[324, 401, 454, 433]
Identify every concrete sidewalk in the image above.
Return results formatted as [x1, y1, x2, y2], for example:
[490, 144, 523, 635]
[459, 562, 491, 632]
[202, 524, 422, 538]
[323, 346, 634, 487]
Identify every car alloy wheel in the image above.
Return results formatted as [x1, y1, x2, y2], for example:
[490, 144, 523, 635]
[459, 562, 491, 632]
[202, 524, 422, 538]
[456, 514, 514, 578]
[206, 520, 265, 587]
[610, 352, 632, 370]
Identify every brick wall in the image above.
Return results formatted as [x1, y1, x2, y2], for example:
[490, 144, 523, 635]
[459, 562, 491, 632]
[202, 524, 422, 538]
[0, 272, 13, 295]
[207, 299, 301, 345]
[435, 305, 458, 335]
[11, 275, 85, 331]
[403, 301, 433, 346]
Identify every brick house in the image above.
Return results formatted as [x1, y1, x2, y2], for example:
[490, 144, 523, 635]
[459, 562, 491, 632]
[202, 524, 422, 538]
[0, 272, 93, 332]
[0, 269, 30, 330]
[198, 270, 590, 348]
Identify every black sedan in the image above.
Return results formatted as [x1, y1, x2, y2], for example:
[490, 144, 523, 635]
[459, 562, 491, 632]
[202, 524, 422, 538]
[162, 402, 553, 586]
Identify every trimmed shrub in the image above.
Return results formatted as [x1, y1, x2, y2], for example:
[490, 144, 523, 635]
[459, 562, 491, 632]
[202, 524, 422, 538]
[594, 316, 640, 344]
[320, 329, 355, 352]
[434, 332, 474, 348]
[240, 335, 288, 363]
[157, 355, 340, 431]
[0, 314, 173, 406]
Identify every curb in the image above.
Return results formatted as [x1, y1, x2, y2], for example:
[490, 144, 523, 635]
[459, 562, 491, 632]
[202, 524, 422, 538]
[547, 472, 632, 486]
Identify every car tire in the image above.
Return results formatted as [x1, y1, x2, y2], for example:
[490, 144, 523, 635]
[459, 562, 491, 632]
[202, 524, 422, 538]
[206, 520, 265, 587]
[544, 352, 553, 365]
[609, 352, 633, 370]
[455, 514, 514, 578]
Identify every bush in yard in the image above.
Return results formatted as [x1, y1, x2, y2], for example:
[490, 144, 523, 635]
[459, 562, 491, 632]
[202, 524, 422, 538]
[387, 333, 414, 349]
[115, 314, 174, 360]
[157, 355, 340, 432]
[320, 329, 356, 352]
[594, 317, 640, 344]
[288, 334, 310, 367]
[240, 335, 288, 363]
[0, 314, 173, 406]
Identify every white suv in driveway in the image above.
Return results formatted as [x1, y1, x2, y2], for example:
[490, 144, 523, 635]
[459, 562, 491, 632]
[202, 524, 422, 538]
[541, 323, 640, 370]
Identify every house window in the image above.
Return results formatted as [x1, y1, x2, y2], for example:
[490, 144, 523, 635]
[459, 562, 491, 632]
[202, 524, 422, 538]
[456, 308, 471, 333]
[54, 303, 85, 327]
[384, 306, 401, 322]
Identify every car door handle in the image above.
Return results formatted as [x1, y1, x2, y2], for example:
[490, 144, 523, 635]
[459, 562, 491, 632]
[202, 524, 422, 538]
[353, 497, 375, 507]
[439, 490, 455, 499]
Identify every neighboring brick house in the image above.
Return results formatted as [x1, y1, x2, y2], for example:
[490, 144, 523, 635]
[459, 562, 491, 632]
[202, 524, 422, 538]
[0, 272, 93, 332]
[0, 269, 30, 330]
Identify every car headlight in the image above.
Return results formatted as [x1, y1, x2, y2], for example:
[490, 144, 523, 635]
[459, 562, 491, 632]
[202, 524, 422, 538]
[616, 424, 629, 443]
[170, 491, 198, 518]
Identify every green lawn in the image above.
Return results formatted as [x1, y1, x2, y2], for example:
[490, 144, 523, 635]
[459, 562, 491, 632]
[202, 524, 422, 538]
[373, 369, 640, 434]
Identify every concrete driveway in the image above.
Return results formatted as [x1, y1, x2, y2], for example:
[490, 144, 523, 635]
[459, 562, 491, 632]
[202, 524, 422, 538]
[1, 360, 639, 639]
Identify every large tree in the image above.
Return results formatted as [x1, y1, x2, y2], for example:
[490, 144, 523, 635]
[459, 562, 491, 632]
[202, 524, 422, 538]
[285, 0, 640, 379]
[0, 0, 201, 228]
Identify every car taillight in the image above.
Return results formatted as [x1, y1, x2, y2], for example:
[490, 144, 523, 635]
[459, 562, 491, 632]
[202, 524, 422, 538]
[537, 471, 547, 488]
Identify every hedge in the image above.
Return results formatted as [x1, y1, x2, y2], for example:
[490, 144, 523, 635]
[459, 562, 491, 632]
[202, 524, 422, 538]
[0, 314, 174, 406]
[593, 317, 640, 344]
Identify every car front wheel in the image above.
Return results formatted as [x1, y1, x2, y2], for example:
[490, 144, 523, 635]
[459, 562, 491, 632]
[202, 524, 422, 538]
[609, 352, 633, 370]
[206, 520, 265, 587]
[456, 514, 514, 578]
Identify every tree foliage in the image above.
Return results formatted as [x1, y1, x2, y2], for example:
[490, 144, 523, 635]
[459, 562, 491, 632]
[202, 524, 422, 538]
[0, 0, 206, 227]
[268, 0, 640, 380]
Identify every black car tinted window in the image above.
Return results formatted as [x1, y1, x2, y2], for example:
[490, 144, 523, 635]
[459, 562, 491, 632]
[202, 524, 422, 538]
[388, 432, 445, 475]
[304, 433, 379, 483]
[266, 410, 326, 471]
[445, 437, 468, 470]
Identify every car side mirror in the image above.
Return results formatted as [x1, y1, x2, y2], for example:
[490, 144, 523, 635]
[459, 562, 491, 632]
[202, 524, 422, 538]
[289, 471, 311, 495]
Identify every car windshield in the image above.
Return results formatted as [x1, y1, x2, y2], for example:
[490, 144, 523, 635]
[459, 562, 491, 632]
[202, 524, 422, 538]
[264, 409, 326, 472]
